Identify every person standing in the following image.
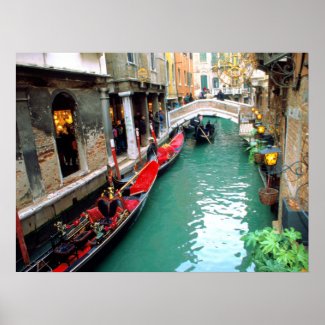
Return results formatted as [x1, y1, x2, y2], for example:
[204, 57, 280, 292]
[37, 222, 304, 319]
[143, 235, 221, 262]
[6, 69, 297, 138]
[139, 115, 147, 147]
[217, 89, 225, 101]
[184, 93, 190, 104]
[189, 93, 194, 102]
[159, 109, 164, 134]
[146, 137, 157, 161]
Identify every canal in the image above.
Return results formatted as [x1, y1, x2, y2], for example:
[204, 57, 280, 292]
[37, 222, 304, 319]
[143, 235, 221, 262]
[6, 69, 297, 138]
[90, 117, 274, 272]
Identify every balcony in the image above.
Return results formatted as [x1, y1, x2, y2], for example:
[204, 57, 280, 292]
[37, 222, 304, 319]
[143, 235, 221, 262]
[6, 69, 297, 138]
[212, 87, 250, 96]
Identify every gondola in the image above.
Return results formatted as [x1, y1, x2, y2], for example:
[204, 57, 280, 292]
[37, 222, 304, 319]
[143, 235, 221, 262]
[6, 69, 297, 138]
[195, 123, 216, 143]
[113, 129, 185, 188]
[183, 121, 195, 134]
[23, 160, 159, 272]
[183, 116, 199, 134]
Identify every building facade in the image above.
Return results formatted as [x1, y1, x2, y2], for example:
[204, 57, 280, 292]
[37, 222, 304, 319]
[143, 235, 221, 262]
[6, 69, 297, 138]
[16, 53, 111, 211]
[165, 52, 178, 109]
[105, 52, 167, 151]
[254, 53, 309, 235]
[174, 53, 194, 105]
[193, 52, 253, 103]
[16, 52, 167, 236]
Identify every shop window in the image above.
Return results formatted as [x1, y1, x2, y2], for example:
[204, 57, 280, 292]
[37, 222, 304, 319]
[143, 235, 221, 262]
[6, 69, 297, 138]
[52, 92, 80, 178]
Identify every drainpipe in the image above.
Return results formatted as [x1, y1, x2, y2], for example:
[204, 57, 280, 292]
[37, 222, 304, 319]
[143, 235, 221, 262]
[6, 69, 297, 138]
[164, 54, 170, 130]
[99, 88, 113, 165]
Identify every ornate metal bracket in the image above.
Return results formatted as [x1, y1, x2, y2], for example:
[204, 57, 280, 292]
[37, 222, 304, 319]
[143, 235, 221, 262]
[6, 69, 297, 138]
[270, 56, 295, 88]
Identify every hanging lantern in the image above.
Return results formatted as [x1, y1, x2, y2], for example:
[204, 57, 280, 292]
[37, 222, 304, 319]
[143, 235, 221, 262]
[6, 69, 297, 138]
[257, 113, 263, 120]
[257, 125, 266, 134]
[251, 107, 256, 112]
[260, 145, 281, 166]
[254, 110, 260, 116]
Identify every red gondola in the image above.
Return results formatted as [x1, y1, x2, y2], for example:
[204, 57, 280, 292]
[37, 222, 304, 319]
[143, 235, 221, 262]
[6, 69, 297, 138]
[23, 160, 159, 272]
[113, 129, 185, 188]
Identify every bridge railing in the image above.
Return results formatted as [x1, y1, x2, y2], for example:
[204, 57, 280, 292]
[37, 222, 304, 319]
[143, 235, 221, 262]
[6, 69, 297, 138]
[168, 99, 242, 127]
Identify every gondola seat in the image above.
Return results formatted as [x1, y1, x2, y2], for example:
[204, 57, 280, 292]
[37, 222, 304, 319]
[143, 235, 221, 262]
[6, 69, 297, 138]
[72, 230, 94, 248]
[54, 242, 78, 265]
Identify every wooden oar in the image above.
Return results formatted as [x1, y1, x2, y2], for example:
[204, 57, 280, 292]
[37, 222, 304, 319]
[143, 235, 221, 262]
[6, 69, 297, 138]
[117, 161, 150, 194]
[198, 126, 212, 144]
[117, 171, 139, 194]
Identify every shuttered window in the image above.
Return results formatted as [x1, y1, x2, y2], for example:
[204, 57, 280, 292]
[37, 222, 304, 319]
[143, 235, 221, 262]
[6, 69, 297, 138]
[200, 53, 207, 62]
[201, 75, 208, 89]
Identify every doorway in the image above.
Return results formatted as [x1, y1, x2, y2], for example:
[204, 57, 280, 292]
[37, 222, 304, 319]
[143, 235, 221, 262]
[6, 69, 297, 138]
[52, 92, 80, 178]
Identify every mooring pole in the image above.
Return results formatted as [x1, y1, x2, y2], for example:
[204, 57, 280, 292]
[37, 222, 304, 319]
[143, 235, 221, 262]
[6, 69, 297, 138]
[110, 139, 121, 180]
[16, 210, 30, 266]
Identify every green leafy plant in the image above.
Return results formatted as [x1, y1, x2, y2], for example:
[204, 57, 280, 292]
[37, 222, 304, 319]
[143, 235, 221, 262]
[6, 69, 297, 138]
[245, 139, 267, 163]
[241, 227, 308, 272]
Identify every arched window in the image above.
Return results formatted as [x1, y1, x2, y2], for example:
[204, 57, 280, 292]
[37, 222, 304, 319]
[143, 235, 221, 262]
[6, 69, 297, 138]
[212, 77, 219, 88]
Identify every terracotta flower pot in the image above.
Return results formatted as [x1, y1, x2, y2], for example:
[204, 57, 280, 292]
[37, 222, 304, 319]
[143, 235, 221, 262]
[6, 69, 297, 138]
[254, 152, 265, 164]
[259, 187, 279, 205]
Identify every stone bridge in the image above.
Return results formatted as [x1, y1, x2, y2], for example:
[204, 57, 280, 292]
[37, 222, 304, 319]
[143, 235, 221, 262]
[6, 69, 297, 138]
[168, 99, 255, 138]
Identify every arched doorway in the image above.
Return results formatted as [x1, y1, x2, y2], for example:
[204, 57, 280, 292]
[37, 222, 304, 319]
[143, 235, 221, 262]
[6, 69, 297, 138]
[52, 92, 80, 178]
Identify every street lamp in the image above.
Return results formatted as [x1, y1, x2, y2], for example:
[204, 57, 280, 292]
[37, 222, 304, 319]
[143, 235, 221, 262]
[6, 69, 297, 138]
[257, 125, 266, 134]
[256, 113, 263, 120]
[260, 145, 281, 166]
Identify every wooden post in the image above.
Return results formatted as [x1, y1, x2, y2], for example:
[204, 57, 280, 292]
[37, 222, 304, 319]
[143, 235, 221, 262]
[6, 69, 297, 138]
[135, 128, 142, 164]
[110, 139, 121, 180]
[150, 122, 158, 145]
[16, 210, 30, 266]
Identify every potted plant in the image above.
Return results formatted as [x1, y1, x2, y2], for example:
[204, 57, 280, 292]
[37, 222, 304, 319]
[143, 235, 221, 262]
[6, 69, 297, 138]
[245, 139, 267, 164]
[241, 227, 308, 272]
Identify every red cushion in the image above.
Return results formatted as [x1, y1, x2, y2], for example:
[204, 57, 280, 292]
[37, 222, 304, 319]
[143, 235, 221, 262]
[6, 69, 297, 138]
[86, 207, 105, 223]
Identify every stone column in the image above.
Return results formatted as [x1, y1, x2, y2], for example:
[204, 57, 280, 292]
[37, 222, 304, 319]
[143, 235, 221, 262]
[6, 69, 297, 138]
[152, 93, 159, 115]
[16, 87, 44, 199]
[119, 91, 138, 160]
[99, 88, 113, 165]
[159, 93, 168, 131]
[152, 93, 160, 138]
[140, 92, 150, 146]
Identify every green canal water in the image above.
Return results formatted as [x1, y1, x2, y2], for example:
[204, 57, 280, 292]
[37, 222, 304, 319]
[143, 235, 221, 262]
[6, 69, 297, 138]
[91, 117, 274, 272]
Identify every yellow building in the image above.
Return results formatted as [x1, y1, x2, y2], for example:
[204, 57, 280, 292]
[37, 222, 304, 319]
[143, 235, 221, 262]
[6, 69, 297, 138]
[165, 52, 178, 109]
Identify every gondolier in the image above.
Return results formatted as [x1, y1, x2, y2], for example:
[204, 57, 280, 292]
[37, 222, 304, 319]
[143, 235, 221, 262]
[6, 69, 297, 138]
[147, 137, 158, 162]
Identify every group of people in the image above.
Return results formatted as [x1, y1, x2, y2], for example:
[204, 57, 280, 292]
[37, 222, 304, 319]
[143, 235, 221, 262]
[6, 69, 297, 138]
[113, 110, 165, 155]
[184, 93, 194, 104]
[149, 110, 164, 139]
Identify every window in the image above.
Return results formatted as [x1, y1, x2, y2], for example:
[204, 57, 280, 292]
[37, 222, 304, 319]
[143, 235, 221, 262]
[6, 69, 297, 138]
[188, 72, 192, 87]
[200, 53, 207, 62]
[211, 53, 217, 66]
[184, 71, 187, 85]
[189, 53, 193, 60]
[172, 63, 175, 83]
[150, 53, 156, 70]
[178, 68, 181, 85]
[200, 75, 208, 90]
[212, 77, 219, 88]
[127, 53, 135, 64]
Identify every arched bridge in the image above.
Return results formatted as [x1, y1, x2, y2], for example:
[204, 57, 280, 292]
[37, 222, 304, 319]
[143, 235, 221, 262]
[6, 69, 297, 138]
[168, 99, 255, 138]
